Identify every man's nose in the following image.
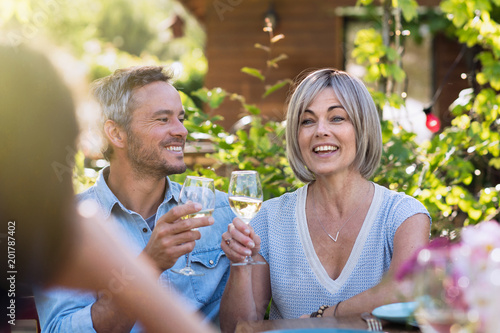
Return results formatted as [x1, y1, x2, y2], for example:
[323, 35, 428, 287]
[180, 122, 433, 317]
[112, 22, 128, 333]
[172, 118, 188, 138]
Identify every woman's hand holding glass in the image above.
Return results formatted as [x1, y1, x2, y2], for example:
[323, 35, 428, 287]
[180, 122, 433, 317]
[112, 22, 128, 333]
[222, 216, 262, 264]
[224, 170, 266, 266]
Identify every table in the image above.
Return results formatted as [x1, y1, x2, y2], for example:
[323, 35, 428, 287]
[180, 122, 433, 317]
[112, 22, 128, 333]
[235, 314, 421, 333]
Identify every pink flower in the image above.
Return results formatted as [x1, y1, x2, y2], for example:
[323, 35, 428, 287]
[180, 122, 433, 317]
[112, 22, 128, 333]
[461, 220, 500, 253]
[396, 221, 500, 331]
[395, 237, 452, 281]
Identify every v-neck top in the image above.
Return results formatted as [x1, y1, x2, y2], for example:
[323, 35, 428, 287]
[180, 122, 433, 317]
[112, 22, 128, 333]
[297, 183, 382, 292]
[251, 182, 430, 319]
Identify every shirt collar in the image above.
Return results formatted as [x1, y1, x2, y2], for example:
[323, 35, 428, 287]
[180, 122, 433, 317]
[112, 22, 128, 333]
[93, 166, 179, 219]
[164, 176, 180, 205]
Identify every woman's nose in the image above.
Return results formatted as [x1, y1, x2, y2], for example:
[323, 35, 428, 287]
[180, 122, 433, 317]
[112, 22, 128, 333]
[315, 120, 329, 137]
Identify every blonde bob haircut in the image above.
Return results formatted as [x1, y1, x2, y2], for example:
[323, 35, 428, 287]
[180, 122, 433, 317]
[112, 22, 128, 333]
[286, 68, 382, 183]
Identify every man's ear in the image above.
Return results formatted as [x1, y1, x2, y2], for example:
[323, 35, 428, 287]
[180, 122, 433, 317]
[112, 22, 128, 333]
[104, 120, 127, 149]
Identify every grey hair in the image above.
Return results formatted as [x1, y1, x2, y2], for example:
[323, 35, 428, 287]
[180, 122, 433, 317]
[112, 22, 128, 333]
[91, 66, 173, 160]
[286, 68, 382, 183]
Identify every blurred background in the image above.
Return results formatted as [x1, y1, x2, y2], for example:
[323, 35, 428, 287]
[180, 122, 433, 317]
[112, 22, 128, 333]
[2, 1, 500, 331]
[1, 0, 499, 265]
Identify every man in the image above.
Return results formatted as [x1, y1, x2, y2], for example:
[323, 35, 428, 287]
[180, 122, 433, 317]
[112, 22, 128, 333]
[34, 66, 235, 332]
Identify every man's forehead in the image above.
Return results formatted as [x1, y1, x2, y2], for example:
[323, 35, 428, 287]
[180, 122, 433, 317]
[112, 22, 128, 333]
[130, 81, 182, 110]
[132, 80, 177, 98]
[129, 81, 184, 119]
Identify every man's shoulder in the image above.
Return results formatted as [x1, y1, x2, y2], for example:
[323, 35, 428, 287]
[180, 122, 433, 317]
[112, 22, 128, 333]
[214, 189, 233, 211]
[75, 185, 98, 202]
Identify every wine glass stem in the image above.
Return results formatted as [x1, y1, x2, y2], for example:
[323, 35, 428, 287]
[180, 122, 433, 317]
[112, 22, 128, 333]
[185, 252, 192, 269]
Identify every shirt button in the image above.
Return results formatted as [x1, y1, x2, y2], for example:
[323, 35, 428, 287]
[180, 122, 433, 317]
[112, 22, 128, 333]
[142, 228, 148, 233]
[209, 260, 214, 265]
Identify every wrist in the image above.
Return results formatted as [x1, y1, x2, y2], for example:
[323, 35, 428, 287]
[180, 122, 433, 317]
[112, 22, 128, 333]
[309, 305, 329, 318]
[333, 301, 342, 317]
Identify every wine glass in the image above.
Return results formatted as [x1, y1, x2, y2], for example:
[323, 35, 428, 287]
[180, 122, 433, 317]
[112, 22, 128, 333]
[228, 170, 266, 266]
[172, 176, 215, 276]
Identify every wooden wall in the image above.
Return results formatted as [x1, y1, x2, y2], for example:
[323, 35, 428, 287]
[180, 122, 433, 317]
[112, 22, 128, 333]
[180, 0, 449, 130]
[432, 33, 471, 127]
[202, 0, 352, 129]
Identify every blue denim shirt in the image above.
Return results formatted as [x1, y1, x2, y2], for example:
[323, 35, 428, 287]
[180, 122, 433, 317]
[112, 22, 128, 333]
[34, 168, 235, 332]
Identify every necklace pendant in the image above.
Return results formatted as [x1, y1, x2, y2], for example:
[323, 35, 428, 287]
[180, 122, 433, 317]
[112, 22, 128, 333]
[328, 232, 340, 242]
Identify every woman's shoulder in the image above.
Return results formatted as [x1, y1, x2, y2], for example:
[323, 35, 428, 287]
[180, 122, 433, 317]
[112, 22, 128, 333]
[262, 185, 304, 208]
[375, 183, 419, 203]
[252, 186, 305, 223]
[374, 183, 430, 221]
[252, 186, 304, 232]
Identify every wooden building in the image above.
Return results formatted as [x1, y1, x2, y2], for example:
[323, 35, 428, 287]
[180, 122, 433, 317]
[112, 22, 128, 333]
[178, 0, 468, 132]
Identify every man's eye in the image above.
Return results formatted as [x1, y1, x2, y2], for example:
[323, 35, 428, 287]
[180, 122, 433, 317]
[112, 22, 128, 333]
[179, 117, 185, 123]
[158, 118, 168, 122]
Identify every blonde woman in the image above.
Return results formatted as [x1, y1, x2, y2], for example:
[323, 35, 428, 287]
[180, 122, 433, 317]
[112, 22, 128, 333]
[220, 68, 431, 332]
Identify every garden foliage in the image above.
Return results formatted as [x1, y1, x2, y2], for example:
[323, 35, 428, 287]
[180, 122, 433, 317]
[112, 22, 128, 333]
[169, 19, 299, 201]
[178, 2, 499, 235]
[6, 0, 496, 235]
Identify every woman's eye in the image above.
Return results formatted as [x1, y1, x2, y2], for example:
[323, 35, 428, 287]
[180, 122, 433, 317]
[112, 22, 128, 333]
[331, 116, 344, 123]
[301, 119, 313, 125]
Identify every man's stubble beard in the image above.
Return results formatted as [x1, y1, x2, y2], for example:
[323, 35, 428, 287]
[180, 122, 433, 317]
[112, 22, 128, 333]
[126, 130, 187, 180]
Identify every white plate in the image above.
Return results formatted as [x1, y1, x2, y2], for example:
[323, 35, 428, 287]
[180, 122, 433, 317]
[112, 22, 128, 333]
[371, 301, 418, 325]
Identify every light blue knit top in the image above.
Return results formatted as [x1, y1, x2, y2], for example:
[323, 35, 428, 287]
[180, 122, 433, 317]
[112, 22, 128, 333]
[251, 183, 430, 319]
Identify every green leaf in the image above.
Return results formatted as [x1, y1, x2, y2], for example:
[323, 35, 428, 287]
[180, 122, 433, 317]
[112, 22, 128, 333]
[440, 0, 470, 27]
[241, 67, 265, 81]
[254, 43, 270, 52]
[243, 104, 261, 115]
[267, 54, 288, 68]
[490, 158, 500, 169]
[394, 0, 419, 22]
[468, 208, 482, 221]
[263, 79, 291, 98]
[385, 47, 399, 62]
[390, 64, 406, 82]
[191, 87, 227, 109]
[451, 115, 471, 129]
[179, 91, 198, 110]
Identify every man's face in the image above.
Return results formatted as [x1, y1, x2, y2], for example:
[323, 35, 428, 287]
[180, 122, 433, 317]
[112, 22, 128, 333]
[126, 81, 188, 179]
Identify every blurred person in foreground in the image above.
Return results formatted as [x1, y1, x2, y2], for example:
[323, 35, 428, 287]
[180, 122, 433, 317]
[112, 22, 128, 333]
[34, 65, 235, 332]
[219, 68, 431, 332]
[0, 44, 216, 333]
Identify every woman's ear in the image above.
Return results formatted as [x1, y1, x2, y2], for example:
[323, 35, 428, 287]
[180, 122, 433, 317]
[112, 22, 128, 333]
[104, 120, 127, 149]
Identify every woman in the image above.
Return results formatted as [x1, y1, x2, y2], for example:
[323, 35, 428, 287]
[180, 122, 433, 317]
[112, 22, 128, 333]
[219, 68, 430, 332]
[0, 44, 215, 333]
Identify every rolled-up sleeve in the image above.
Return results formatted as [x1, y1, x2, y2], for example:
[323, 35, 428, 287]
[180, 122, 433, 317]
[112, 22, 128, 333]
[34, 287, 97, 333]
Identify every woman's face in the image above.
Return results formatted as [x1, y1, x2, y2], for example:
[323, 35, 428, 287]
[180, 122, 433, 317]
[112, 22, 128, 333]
[298, 88, 357, 179]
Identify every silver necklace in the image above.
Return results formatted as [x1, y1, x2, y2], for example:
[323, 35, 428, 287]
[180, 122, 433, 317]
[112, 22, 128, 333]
[311, 185, 370, 243]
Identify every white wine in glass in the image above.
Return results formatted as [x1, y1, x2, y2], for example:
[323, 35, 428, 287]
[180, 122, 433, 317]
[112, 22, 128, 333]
[172, 176, 215, 276]
[227, 197, 262, 223]
[228, 170, 266, 266]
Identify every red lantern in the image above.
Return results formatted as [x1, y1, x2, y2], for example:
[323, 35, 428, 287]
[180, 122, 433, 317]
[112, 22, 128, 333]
[423, 107, 441, 133]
